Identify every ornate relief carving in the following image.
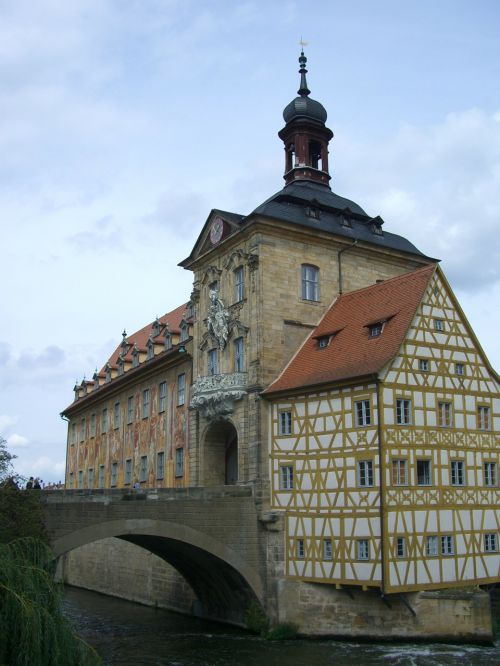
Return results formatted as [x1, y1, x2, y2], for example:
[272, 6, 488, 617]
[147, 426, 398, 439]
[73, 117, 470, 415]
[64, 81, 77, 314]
[247, 253, 259, 272]
[190, 372, 247, 421]
[201, 266, 222, 285]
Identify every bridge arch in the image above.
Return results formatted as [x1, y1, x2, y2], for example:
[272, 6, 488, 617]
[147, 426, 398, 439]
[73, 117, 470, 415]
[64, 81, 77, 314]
[53, 517, 263, 625]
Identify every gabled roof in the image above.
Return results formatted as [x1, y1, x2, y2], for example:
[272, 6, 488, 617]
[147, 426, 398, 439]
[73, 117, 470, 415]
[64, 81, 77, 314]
[263, 265, 436, 395]
[101, 302, 188, 371]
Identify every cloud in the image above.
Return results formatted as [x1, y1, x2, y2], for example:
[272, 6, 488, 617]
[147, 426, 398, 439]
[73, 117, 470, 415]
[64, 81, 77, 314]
[17, 345, 65, 370]
[66, 215, 125, 253]
[7, 433, 29, 447]
[0, 414, 17, 434]
[13, 454, 66, 482]
[337, 108, 500, 290]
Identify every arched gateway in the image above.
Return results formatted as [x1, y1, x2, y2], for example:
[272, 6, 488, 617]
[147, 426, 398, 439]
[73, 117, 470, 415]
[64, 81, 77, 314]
[202, 421, 239, 486]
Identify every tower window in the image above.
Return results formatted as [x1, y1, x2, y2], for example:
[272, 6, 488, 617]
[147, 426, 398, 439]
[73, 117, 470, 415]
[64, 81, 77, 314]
[301, 264, 319, 301]
[234, 337, 245, 372]
[208, 348, 218, 375]
[309, 140, 323, 170]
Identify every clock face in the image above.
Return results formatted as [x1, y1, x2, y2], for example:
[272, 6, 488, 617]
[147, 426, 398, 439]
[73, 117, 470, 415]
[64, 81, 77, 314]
[210, 217, 224, 245]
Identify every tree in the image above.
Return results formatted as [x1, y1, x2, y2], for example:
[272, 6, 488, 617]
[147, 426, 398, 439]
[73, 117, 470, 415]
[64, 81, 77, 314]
[0, 435, 16, 482]
[0, 538, 102, 665]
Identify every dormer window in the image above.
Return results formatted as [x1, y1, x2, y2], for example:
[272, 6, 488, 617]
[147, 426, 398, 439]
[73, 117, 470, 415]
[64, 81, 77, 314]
[152, 318, 161, 337]
[371, 223, 383, 236]
[369, 323, 383, 338]
[132, 345, 140, 368]
[93, 374, 100, 391]
[186, 302, 194, 319]
[82, 381, 88, 395]
[180, 321, 189, 342]
[105, 364, 112, 383]
[117, 357, 125, 376]
[317, 335, 331, 349]
[164, 329, 172, 350]
[147, 336, 154, 360]
[341, 215, 352, 228]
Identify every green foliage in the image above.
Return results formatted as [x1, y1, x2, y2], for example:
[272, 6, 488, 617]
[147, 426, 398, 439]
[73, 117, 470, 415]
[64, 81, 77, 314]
[0, 538, 102, 666]
[0, 436, 16, 482]
[244, 600, 270, 636]
[266, 622, 299, 640]
[244, 602, 298, 640]
[0, 484, 48, 545]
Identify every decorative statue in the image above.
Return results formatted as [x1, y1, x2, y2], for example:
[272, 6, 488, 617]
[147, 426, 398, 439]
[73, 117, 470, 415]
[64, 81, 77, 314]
[207, 289, 230, 350]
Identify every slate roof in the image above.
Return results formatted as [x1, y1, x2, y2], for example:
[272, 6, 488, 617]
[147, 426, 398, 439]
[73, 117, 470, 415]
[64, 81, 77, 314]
[263, 265, 436, 395]
[249, 181, 432, 259]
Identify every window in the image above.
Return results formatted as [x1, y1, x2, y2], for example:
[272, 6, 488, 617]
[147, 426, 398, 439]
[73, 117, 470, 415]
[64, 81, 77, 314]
[450, 460, 465, 486]
[139, 455, 148, 482]
[426, 535, 438, 557]
[301, 264, 319, 301]
[357, 539, 370, 561]
[317, 335, 331, 348]
[208, 348, 218, 375]
[177, 374, 186, 406]
[484, 462, 498, 487]
[441, 535, 454, 556]
[396, 537, 406, 558]
[234, 266, 244, 302]
[98, 465, 105, 489]
[355, 400, 371, 427]
[323, 539, 333, 561]
[90, 413, 96, 437]
[180, 321, 189, 342]
[484, 533, 498, 553]
[101, 408, 108, 434]
[455, 363, 464, 376]
[147, 340, 154, 360]
[279, 465, 293, 490]
[358, 460, 374, 487]
[165, 331, 172, 350]
[142, 388, 150, 418]
[125, 459, 132, 485]
[278, 411, 292, 435]
[396, 399, 412, 425]
[69, 472, 74, 488]
[416, 459, 432, 486]
[392, 459, 408, 486]
[157, 452, 165, 480]
[175, 448, 184, 477]
[159, 381, 167, 413]
[111, 462, 117, 487]
[419, 359, 429, 372]
[234, 337, 245, 372]
[80, 417, 85, 442]
[78, 470, 83, 489]
[296, 538, 305, 559]
[71, 423, 76, 445]
[127, 396, 134, 424]
[132, 349, 139, 368]
[438, 402, 452, 427]
[368, 323, 383, 338]
[434, 319, 444, 331]
[88, 468, 94, 489]
[477, 406, 490, 431]
[114, 401, 120, 429]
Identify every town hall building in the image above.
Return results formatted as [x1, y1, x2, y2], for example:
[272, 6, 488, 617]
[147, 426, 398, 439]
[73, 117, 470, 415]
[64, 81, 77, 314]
[62, 51, 499, 638]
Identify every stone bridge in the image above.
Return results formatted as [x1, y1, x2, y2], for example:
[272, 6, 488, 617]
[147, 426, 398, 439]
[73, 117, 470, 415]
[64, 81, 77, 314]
[42, 485, 266, 625]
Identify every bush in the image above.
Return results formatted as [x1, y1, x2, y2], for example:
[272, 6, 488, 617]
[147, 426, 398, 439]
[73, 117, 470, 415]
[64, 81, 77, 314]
[244, 601, 270, 636]
[266, 622, 299, 640]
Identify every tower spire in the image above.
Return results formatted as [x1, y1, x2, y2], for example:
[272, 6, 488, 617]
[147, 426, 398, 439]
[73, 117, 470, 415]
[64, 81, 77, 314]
[298, 49, 310, 97]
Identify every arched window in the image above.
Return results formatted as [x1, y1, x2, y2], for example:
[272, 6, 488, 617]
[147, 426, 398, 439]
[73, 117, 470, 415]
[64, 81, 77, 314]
[309, 140, 323, 170]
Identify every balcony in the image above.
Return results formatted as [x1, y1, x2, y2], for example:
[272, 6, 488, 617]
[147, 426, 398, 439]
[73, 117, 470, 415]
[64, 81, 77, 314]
[190, 372, 247, 421]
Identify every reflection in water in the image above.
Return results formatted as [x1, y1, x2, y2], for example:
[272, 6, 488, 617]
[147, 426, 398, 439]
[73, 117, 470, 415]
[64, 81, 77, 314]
[63, 586, 500, 666]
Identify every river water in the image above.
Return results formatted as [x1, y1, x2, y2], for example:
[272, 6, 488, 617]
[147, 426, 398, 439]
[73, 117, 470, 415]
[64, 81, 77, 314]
[63, 586, 500, 666]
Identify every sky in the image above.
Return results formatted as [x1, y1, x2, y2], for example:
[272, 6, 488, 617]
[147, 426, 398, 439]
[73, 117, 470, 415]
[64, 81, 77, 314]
[1, 0, 499, 482]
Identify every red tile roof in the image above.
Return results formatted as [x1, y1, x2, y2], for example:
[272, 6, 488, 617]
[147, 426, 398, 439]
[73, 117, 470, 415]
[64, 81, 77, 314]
[264, 265, 436, 395]
[101, 302, 188, 371]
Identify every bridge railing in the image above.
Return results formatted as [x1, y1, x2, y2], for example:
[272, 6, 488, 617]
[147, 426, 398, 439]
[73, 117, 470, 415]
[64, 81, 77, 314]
[41, 484, 254, 504]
